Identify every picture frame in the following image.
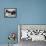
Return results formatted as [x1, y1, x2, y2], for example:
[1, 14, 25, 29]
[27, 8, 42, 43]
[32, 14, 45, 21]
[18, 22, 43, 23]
[18, 24, 46, 41]
[4, 8, 17, 18]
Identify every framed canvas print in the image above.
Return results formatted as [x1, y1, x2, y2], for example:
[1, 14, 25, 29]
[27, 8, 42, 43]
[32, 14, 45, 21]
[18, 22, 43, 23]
[18, 24, 46, 41]
[18, 24, 46, 46]
[4, 8, 17, 18]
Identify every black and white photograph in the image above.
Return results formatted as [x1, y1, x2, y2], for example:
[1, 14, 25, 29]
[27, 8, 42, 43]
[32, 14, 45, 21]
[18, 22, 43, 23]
[4, 8, 17, 18]
[18, 25, 46, 46]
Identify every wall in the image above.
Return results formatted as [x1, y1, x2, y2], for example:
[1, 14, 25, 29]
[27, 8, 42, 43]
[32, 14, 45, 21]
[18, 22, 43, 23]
[19, 0, 46, 24]
[0, 0, 46, 45]
[0, 0, 19, 44]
